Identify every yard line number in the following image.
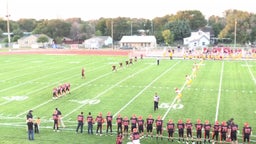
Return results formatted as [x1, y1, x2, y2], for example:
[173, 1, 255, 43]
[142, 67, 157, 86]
[159, 103, 184, 110]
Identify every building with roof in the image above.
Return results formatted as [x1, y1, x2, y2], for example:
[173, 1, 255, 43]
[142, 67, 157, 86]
[83, 36, 112, 49]
[120, 35, 157, 49]
[17, 34, 52, 48]
[183, 30, 210, 48]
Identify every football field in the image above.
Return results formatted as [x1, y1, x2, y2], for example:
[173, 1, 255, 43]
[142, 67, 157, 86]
[0, 52, 255, 144]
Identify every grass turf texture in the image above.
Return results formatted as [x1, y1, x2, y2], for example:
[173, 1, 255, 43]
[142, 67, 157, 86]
[0, 53, 255, 144]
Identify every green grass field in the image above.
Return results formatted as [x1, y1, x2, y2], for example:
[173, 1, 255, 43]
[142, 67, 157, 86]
[0, 53, 255, 144]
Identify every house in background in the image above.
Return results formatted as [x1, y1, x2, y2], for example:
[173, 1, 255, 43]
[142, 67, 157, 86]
[17, 34, 52, 48]
[183, 30, 210, 49]
[83, 36, 112, 49]
[120, 35, 157, 49]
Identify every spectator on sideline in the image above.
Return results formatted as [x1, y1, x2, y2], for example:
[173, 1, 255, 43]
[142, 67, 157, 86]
[52, 110, 59, 132]
[76, 112, 84, 133]
[26, 110, 33, 121]
[27, 118, 34, 140]
[55, 108, 65, 128]
[34, 117, 40, 134]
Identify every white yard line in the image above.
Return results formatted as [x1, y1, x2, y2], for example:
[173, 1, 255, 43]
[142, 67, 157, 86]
[215, 61, 224, 122]
[113, 61, 180, 118]
[63, 65, 153, 119]
[162, 60, 204, 120]
[162, 82, 186, 120]
[245, 61, 256, 85]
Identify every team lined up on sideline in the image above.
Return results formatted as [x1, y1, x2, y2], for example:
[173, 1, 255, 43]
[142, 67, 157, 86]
[74, 111, 252, 144]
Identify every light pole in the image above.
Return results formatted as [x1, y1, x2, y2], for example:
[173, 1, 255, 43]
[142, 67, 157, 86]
[111, 19, 114, 49]
[130, 21, 133, 36]
[151, 20, 153, 35]
[6, 1, 11, 48]
[234, 19, 237, 48]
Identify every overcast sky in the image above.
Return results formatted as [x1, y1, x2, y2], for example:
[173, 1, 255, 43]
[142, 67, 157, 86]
[1, 0, 256, 21]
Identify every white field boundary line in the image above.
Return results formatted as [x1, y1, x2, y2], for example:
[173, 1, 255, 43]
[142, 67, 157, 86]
[215, 61, 224, 122]
[15, 65, 108, 117]
[113, 61, 181, 118]
[162, 83, 186, 120]
[63, 65, 153, 119]
[245, 61, 256, 85]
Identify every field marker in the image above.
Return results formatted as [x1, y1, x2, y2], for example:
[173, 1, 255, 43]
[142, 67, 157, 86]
[63, 65, 153, 119]
[113, 61, 181, 118]
[214, 61, 224, 122]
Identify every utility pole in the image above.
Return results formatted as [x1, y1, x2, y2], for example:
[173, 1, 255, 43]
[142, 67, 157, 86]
[6, 0, 11, 48]
[151, 20, 154, 35]
[130, 21, 132, 36]
[111, 19, 114, 49]
[234, 19, 237, 48]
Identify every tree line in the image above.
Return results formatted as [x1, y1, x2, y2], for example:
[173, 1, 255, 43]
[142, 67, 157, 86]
[0, 9, 256, 46]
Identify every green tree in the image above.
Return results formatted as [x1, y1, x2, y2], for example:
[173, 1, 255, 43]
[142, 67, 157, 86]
[17, 19, 37, 32]
[219, 9, 251, 44]
[166, 20, 191, 41]
[162, 29, 173, 45]
[174, 10, 207, 30]
[37, 35, 49, 43]
[208, 16, 225, 37]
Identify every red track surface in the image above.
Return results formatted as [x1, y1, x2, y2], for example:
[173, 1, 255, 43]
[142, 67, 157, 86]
[0, 49, 131, 56]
